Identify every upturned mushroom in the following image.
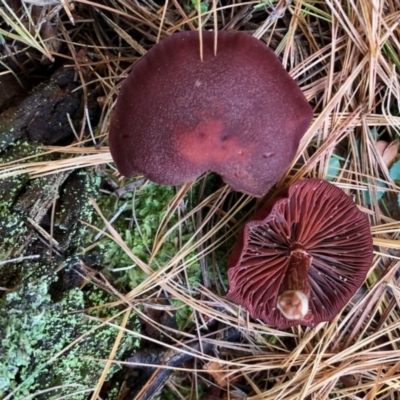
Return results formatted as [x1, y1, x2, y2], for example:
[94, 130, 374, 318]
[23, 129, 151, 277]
[227, 179, 373, 329]
[109, 30, 313, 197]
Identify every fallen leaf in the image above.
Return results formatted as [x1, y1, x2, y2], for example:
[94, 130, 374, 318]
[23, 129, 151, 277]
[375, 139, 398, 168]
[40, 22, 60, 63]
[203, 361, 240, 388]
[381, 139, 399, 168]
[375, 140, 389, 157]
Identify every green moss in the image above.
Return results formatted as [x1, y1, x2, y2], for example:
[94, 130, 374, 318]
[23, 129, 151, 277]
[92, 180, 201, 289]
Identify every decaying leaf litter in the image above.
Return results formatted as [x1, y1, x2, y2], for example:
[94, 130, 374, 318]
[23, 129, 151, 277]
[1, 0, 400, 399]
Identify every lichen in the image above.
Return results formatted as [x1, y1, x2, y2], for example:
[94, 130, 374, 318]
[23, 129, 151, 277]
[0, 274, 140, 399]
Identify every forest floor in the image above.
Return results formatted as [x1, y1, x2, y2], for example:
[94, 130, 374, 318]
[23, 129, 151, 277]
[1, 0, 400, 399]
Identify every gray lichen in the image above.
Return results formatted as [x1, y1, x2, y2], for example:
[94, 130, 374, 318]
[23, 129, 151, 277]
[0, 273, 140, 399]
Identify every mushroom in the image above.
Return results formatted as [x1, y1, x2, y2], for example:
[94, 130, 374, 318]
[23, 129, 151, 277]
[227, 179, 373, 329]
[109, 30, 313, 197]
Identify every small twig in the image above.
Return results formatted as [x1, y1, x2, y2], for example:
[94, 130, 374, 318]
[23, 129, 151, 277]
[66, 112, 80, 142]
[0, 254, 40, 266]
[27, 217, 62, 252]
[124, 327, 240, 400]
[94, 202, 127, 241]
[113, 179, 146, 198]
[213, 0, 218, 56]
[85, 107, 97, 147]
[197, 0, 203, 62]
[157, 0, 168, 43]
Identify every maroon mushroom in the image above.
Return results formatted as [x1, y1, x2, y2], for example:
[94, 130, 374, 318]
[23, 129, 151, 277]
[109, 30, 313, 197]
[227, 179, 373, 329]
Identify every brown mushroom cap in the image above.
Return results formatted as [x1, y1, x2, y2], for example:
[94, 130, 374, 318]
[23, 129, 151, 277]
[227, 179, 373, 329]
[109, 30, 313, 197]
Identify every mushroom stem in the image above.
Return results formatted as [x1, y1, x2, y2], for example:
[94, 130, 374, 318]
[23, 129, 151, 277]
[277, 248, 312, 320]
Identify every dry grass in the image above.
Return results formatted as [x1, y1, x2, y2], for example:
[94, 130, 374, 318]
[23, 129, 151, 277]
[2, 0, 400, 399]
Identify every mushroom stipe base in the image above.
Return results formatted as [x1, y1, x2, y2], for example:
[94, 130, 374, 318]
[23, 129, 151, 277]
[277, 248, 313, 321]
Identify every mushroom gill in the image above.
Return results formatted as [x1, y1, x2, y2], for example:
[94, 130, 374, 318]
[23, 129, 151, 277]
[227, 179, 374, 329]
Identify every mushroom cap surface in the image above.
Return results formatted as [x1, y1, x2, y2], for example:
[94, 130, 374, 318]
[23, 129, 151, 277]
[227, 179, 373, 328]
[109, 30, 313, 197]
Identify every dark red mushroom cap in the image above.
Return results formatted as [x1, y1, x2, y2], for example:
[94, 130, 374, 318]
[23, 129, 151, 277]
[109, 30, 313, 197]
[227, 179, 373, 329]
